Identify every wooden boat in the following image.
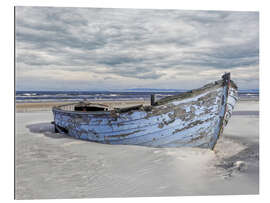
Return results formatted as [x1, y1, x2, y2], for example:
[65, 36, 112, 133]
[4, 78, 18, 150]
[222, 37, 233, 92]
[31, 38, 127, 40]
[52, 73, 238, 149]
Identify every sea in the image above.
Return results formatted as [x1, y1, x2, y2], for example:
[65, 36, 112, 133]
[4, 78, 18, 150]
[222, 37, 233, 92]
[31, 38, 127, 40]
[15, 89, 259, 103]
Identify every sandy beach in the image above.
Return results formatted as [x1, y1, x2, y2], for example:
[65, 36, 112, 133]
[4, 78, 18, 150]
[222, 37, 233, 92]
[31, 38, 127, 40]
[15, 100, 150, 113]
[15, 99, 259, 199]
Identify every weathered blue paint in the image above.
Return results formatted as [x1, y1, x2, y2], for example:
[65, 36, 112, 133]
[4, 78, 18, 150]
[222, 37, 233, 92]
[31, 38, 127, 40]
[52, 73, 238, 149]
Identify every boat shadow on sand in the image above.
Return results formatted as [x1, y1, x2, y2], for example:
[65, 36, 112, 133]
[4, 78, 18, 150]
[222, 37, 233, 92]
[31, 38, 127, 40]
[26, 122, 76, 140]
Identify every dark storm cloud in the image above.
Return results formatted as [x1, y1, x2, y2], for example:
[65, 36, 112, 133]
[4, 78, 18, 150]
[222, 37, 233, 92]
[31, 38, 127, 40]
[15, 7, 259, 90]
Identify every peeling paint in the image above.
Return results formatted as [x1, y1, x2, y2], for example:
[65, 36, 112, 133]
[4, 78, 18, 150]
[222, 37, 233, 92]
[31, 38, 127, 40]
[52, 73, 238, 149]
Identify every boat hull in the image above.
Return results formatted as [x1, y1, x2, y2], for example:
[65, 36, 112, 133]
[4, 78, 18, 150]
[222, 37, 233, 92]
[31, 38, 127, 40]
[52, 75, 238, 149]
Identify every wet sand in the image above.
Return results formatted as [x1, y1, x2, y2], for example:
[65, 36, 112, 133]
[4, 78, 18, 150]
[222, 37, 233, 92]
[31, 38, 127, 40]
[15, 99, 259, 199]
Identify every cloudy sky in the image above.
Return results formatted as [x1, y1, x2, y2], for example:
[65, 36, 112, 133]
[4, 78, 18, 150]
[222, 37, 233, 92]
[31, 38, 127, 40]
[15, 7, 259, 91]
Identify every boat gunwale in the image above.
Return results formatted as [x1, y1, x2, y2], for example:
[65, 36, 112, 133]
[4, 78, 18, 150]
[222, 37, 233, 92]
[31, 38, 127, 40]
[153, 79, 237, 106]
[52, 78, 237, 115]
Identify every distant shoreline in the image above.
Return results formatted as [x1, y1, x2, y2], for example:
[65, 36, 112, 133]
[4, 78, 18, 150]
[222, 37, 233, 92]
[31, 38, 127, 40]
[15, 97, 259, 113]
[15, 89, 259, 104]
